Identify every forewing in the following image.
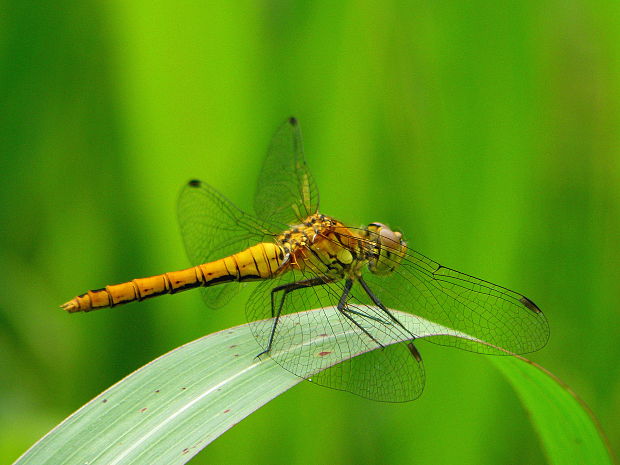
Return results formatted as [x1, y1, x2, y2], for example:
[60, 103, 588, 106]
[178, 180, 273, 308]
[246, 267, 425, 402]
[361, 245, 550, 355]
[254, 117, 319, 227]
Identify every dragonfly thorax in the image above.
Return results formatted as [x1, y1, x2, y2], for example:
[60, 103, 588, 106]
[277, 214, 365, 279]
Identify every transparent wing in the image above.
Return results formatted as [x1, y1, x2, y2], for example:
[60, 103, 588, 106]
[177, 180, 276, 308]
[254, 117, 320, 227]
[246, 266, 425, 402]
[340, 227, 550, 355]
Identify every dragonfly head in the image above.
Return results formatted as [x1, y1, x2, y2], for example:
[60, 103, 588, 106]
[364, 222, 407, 275]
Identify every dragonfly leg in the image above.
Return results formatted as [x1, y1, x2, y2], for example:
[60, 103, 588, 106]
[337, 279, 385, 349]
[256, 277, 333, 359]
[344, 307, 392, 325]
[358, 277, 417, 341]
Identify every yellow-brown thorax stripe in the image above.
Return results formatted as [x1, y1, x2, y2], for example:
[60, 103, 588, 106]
[61, 242, 284, 313]
[279, 215, 366, 280]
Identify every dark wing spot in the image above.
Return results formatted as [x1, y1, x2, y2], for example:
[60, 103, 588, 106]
[519, 296, 542, 313]
[288, 116, 298, 126]
[407, 342, 423, 362]
[188, 179, 202, 187]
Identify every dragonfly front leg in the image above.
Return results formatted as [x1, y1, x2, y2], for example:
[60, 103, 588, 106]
[256, 277, 333, 359]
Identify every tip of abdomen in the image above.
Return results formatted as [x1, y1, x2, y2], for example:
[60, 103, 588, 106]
[60, 294, 92, 313]
[60, 301, 78, 313]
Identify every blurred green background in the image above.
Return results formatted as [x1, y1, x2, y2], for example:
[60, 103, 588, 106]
[1, 1, 618, 464]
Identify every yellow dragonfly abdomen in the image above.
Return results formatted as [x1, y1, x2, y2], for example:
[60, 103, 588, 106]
[61, 242, 284, 313]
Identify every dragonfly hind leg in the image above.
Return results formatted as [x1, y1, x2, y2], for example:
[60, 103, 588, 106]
[256, 277, 334, 359]
[343, 307, 393, 326]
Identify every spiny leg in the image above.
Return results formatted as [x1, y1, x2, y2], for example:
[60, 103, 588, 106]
[358, 276, 417, 342]
[344, 307, 393, 325]
[337, 279, 385, 349]
[257, 277, 333, 359]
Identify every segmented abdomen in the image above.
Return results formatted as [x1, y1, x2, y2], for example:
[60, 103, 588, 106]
[61, 242, 284, 313]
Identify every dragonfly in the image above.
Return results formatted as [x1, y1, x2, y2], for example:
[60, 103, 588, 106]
[61, 117, 549, 402]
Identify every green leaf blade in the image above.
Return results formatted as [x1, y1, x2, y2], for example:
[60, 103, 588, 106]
[15, 308, 614, 465]
[16, 325, 301, 465]
[491, 357, 615, 465]
[15, 309, 471, 465]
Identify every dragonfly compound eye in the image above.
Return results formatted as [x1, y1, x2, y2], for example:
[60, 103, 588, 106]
[366, 223, 407, 275]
